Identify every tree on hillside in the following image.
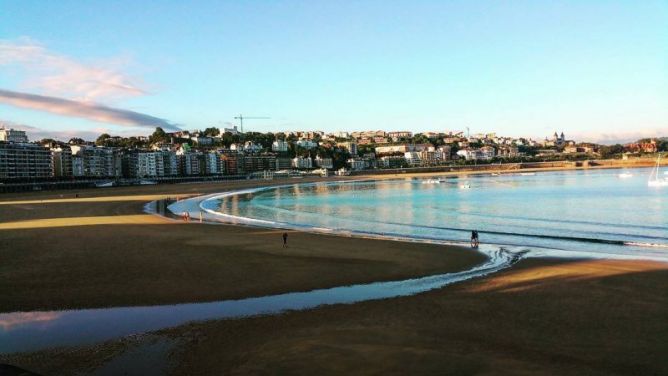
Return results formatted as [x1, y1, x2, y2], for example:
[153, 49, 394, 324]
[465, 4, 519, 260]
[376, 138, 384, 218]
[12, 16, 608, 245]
[149, 127, 169, 145]
[599, 144, 624, 159]
[221, 132, 241, 147]
[657, 138, 668, 152]
[413, 133, 430, 144]
[68, 137, 85, 145]
[203, 127, 220, 137]
[96, 133, 111, 146]
[39, 138, 57, 147]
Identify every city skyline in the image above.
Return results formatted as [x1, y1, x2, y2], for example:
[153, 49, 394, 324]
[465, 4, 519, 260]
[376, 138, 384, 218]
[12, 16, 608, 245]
[1, 1, 667, 144]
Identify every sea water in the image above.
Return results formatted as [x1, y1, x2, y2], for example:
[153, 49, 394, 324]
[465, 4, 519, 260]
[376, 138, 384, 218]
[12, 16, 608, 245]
[205, 168, 667, 261]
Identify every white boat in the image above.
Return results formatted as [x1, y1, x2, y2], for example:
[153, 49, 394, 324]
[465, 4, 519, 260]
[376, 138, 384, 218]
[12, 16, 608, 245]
[618, 173, 633, 179]
[519, 172, 535, 176]
[422, 179, 441, 184]
[95, 181, 114, 188]
[648, 154, 668, 187]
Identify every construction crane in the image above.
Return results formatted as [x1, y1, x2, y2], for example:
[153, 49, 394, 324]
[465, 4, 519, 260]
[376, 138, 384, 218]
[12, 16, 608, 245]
[234, 114, 270, 134]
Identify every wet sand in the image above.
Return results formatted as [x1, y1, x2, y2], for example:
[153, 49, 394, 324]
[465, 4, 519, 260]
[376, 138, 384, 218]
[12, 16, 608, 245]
[0, 177, 483, 313]
[1, 175, 667, 375]
[3, 258, 667, 375]
[159, 258, 668, 375]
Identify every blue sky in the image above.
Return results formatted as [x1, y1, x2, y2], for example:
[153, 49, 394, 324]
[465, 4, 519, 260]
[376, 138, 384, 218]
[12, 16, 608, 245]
[0, 0, 666, 143]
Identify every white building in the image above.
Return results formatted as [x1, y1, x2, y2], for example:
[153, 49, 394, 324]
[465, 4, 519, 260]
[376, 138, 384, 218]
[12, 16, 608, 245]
[387, 131, 412, 141]
[244, 141, 263, 153]
[337, 142, 358, 155]
[191, 135, 213, 145]
[456, 146, 495, 161]
[0, 127, 29, 143]
[70, 145, 121, 177]
[315, 155, 333, 169]
[479, 146, 495, 160]
[498, 146, 519, 158]
[436, 145, 451, 161]
[292, 156, 313, 169]
[456, 149, 476, 160]
[272, 140, 289, 152]
[205, 152, 223, 174]
[404, 152, 422, 166]
[378, 155, 405, 168]
[137, 152, 164, 177]
[333, 131, 350, 139]
[347, 158, 366, 170]
[224, 125, 240, 135]
[375, 144, 412, 155]
[296, 140, 318, 150]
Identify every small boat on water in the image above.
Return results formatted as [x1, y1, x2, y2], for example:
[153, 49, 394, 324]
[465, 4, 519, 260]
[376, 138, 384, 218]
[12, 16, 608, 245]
[519, 172, 535, 176]
[618, 173, 633, 179]
[648, 154, 668, 187]
[95, 181, 115, 188]
[422, 179, 441, 184]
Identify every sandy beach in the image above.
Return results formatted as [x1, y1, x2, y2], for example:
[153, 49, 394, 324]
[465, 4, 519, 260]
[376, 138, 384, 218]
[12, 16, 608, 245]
[1, 173, 667, 375]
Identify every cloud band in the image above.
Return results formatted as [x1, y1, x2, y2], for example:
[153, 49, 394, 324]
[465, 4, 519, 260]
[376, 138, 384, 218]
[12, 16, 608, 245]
[0, 89, 179, 131]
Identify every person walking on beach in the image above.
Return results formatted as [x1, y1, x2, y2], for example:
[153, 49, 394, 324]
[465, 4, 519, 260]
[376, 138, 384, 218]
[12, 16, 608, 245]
[282, 232, 288, 248]
[471, 230, 479, 248]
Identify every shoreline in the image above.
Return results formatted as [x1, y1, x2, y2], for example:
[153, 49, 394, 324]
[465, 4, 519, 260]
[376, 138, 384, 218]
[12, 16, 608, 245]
[0, 157, 663, 194]
[166, 169, 668, 264]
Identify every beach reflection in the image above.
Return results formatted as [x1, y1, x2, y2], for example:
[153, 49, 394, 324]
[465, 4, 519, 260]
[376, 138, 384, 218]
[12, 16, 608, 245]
[0, 311, 61, 330]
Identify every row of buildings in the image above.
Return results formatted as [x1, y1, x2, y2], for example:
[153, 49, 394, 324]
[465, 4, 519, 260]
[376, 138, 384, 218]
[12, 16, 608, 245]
[2, 126, 662, 180]
[0, 128, 337, 180]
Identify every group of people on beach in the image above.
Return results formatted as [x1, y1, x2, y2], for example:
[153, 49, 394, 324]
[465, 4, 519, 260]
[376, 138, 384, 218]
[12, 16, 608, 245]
[471, 230, 479, 248]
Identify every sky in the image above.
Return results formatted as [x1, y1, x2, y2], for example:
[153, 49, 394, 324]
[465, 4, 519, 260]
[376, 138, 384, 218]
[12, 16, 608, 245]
[0, 0, 666, 144]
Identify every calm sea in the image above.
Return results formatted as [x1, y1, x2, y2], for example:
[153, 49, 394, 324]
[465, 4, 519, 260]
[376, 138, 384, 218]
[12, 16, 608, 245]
[208, 168, 668, 261]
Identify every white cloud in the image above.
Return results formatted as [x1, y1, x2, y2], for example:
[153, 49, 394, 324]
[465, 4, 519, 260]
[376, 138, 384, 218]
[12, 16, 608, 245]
[0, 37, 147, 102]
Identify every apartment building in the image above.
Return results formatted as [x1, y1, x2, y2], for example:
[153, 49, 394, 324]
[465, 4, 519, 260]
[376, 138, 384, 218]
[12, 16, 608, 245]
[51, 146, 73, 177]
[0, 142, 52, 179]
[292, 156, 313, 169]
[0, 128, 29, 143]
[70, 145, 122, 177]
[271, 140, 289, 153]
